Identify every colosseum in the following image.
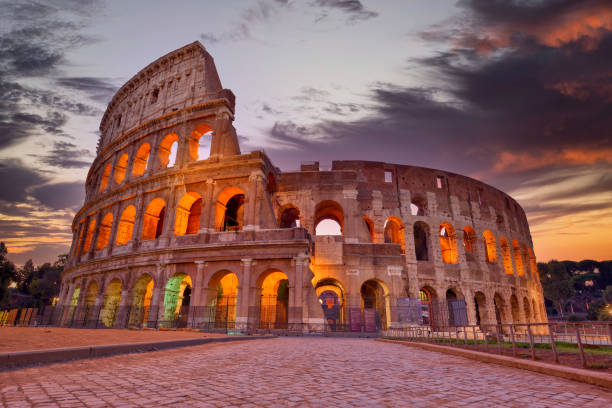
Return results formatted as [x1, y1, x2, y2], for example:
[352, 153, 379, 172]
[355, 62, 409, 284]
[59, 41, 547, 333]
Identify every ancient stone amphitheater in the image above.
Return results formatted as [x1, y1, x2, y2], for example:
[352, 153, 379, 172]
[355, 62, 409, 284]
[59, 41, 546, 332]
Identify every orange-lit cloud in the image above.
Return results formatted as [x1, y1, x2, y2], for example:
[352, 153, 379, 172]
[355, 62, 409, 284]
[493, 148, 612, 173]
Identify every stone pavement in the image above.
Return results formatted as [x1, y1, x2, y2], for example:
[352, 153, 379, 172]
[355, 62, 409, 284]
[1, 337, 611, 407]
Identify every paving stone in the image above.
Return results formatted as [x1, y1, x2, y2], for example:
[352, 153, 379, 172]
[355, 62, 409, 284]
[0, 338, 611, 407]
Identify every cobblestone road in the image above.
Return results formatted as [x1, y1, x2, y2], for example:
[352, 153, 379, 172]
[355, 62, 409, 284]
[1, 337, 611, 407]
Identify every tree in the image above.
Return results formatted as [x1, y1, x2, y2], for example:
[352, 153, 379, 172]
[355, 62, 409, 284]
[29, 254, 65, 307]
[0, 242, 17, 307]
[539, 260, 575, 317]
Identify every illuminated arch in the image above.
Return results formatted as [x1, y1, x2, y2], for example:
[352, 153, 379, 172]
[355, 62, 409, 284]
[215, 187, 246, 231]
[512, 240, 525, 276]
[163, 273, 192, 323]
[483, 230, 497, 263]
[384, 216, 405, 253]
[131, 142, 151, 177]
[207, 270, 239, 327]
[115, 205, 136, 246]
[314, 200, 344, 235]
[523, 296, 531, 323]
[463, 226, 476, 254]
[439, 222, 458, 264]
[100, 278, 122, 327]
[129, 274, 154, 327]
[500, 237, 514, 274]
[99, 162, 111, 192]
[81, 217, 96, 254]
[114, 153, 129, 184]
[474, 291, 488, 326]
[361, 279, 390, 330]
[141, 198, 166, 240]
[257, 269, 289, 329]
[95, 212, 113, 250]
[189, 123, 213, 161]
[315, 278, 346, 329]
[174, 192, 202, 235]
[510, 294, 520, 323]
[528, 248, 538, 278]
[158, 133, 179, 168]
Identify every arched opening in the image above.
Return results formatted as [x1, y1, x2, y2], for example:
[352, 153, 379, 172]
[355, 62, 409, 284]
[95, 212, 113, 250]
[114, 153, 129, 185]
[483, 230, 497, 263]
[414, 221, 430, 261]
[278, 205, 300, 228]
[493, 293, 506, 325]
[69, 284, 81, 307]
[419, 286, 437, 326]
[141, 198, 166, 240]
[189, 124, 213, 161]
[512, 240, 524, 276]
[207, 270, 239, 328]
[215, 187, 245, 232]
[115, 205, 136, 246]
[523, 297, 531, 323]
[174, 192, 202, 235]
[99, 162, 111, 192]
[314, 200, 344, 236]
[100, 278, 122, 328]
[446, 289, 460, 326]
[363, 215, 375, 242]
[83, 280, 98, 325]
[474, 291, 487, 326]
[521, 244, 529, 276]
[463, 226, 476, 261]
[81, 218, 96, 254]
[258, 270, 289, 329]
[158, 133, 179, 168]
[131, 142, 151, 177]
[315, 278, 345, 330]
[129, 274, 154, 327]
[361, 279, 388, 331]
[510, 294, 520, 323]
[440, 222, 458, 264]
[500, 237, 514, 274]
[163, 273, 192, 326]
[384, 217, 405, 253]
[411, 195, 427, 216]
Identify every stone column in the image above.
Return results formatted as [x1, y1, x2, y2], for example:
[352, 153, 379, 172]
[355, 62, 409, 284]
[189, 260, 206, 328]
[244, 171, 263, 230]
[124, 141, 139, 183]
[237, 258, 253, 329]
[199, 178, 215, 232]
[154, 264, 169, 326]
[289, 256, 307, 326]
[130, 193, 146, 249]
[146, 131, 162, 175]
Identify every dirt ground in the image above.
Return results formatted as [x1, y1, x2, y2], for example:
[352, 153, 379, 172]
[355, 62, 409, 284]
[0, 327, 226, 353]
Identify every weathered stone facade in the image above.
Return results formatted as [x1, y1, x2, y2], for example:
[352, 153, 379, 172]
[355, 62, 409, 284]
[60, 41, 546, 331]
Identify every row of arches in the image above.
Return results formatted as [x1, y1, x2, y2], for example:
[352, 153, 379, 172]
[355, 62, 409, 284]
[278, 201, 536, 277]
[75, 187, 246, 254]
[98, 124, 213, 193]
[67, 268, 292, 329]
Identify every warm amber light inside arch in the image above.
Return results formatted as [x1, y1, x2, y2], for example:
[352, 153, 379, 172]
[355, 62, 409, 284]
[500, 237, 514, 274]
[115, 205, 136, 246]
[158, 133, 179, 168]
[440, 222, 458, 264]
[189, 123, 213, 161]
[132, 143, 151, 177]
[81, 218, 96, 254]
[99, 162, 111, 192]
[96, 212, 113, 250]
[483, 230, 497, 263]
[384, 216, 405, 253]
[174, 192, 202, 236]
[142, 198, 166, 240]
[114, 153, 129, 184]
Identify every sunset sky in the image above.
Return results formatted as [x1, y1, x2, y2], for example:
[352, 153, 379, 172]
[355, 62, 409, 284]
[0, 0, 610, 265]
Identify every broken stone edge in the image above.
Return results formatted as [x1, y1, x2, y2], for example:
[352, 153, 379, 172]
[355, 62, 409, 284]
[377, 339, 612, 389]
[0, 335, 275, 371]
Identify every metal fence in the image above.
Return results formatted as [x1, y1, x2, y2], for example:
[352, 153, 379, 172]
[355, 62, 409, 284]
[384, 322, 612, 370]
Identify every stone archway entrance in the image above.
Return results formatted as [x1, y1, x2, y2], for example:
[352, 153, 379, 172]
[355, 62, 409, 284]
[315, 279, 345, 330]
[361, 280, 388, 331]
[258, 270, 289, 329]
[163, 273, 192, 327]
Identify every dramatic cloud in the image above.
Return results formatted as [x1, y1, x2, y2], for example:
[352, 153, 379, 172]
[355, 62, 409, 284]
[55, 77, 118, 104]
[314, 0, 378, 22]
[0, 159, 48, 203]
[34, 141, 94, 169]
[30, 181, 85, 211]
